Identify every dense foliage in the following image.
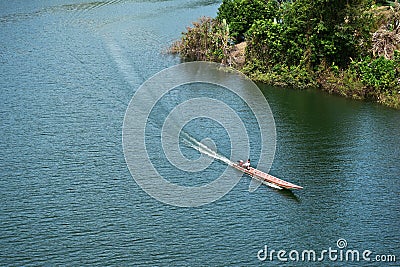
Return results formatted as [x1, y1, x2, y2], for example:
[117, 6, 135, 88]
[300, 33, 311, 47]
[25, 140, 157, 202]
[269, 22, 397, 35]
[217, 0, 279, 42]
[236, 0, 376, 69]
[172, 0, 400, 108]
[170, 17, 231, 64]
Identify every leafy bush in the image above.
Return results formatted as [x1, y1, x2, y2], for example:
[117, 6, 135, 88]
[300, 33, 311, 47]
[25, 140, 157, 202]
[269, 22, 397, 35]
[246, 63, 316, 89]
[217, 0, 279, 42]
[243, 0, 376, 70]
[245, 19, 286, 68]
[170, 17, 231, 64]
[318, 54, 400, 106]
[350, 56, 399, 93]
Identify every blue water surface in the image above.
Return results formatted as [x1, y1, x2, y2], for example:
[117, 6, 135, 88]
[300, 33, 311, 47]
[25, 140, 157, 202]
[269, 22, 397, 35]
[0, 0, 399, 266]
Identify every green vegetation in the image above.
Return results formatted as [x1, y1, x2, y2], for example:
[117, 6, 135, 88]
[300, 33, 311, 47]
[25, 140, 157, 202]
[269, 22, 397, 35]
[217, 0, 279, 42]
[171, 0, 400, 108]
[170, 17, 231, 64]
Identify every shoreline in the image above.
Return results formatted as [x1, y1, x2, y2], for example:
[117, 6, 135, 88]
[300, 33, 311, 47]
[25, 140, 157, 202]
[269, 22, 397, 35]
[170, 2, 400, 109]
[172, 40, 400, 109]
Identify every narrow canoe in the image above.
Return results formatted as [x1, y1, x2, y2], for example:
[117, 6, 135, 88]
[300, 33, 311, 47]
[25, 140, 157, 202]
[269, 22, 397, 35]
[232, 164, 303, 190]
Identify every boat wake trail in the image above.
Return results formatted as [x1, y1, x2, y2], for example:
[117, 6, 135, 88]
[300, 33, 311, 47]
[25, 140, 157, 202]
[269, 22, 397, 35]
[181, 133, 264, 192]
[181, 133, 235, 167]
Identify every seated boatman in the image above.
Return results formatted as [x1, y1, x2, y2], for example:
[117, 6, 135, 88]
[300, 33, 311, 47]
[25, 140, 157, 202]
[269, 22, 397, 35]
[242, 159, 251, 170]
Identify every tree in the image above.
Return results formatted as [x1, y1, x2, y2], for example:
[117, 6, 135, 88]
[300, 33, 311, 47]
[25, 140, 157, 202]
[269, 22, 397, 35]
[217, 0, 279, 42]
[245, 0, 376, 69]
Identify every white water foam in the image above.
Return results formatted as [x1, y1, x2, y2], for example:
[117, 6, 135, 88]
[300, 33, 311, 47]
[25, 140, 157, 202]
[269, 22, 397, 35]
[181, 133, 235, 167]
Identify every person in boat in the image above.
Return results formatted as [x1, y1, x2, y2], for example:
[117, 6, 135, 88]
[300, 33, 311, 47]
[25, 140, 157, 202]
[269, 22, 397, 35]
[242, 159, 251, 170]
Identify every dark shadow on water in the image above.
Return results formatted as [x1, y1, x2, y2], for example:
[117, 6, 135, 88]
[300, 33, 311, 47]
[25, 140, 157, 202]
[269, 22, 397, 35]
[275, 188, 301, 203]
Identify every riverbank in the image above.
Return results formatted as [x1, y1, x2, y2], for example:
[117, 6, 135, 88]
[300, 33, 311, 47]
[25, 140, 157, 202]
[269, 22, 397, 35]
[171, 1, 400, 109]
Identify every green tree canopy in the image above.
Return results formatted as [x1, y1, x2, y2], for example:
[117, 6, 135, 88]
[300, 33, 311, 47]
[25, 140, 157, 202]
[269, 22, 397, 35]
[217, 0, 279, 42]
[239, 0, 376, 69]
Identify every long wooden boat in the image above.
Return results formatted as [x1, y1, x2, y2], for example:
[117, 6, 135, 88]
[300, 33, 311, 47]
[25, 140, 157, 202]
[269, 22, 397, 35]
[232, 163, 303, 190]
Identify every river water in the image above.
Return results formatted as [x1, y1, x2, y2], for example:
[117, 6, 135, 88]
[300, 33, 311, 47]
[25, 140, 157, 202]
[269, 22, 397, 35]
[1, 0, 399, 266]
